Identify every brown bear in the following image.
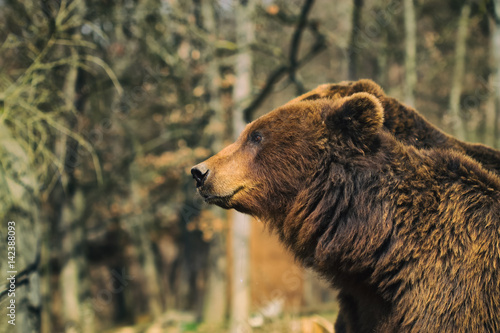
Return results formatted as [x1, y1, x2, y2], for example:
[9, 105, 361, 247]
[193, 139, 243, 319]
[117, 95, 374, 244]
[287, 80, 500, 332]
[191, 93, 500, 332]
[286, 79, 500, 174]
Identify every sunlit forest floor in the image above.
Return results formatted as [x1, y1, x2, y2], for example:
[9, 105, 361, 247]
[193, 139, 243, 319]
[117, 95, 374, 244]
[105, 307, 338, 333]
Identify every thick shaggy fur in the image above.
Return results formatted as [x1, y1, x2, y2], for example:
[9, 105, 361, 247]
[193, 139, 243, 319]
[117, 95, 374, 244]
[287, 79, 500, 174]
[192, 93, 500, 332]
[286, 80, 500, 332]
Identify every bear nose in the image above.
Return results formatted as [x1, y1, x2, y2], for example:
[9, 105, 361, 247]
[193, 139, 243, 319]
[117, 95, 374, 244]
[191, 164, 209, 187]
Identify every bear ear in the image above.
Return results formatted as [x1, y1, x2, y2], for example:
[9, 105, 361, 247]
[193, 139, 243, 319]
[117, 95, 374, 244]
[349, 79, 385, 99]
[323, 92, 384, 140]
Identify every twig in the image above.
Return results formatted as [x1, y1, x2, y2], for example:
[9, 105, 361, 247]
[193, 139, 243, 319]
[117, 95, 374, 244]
[289, 0, 315, 94]
[0, 254, 40, 301]
[243, 0, 326, 122]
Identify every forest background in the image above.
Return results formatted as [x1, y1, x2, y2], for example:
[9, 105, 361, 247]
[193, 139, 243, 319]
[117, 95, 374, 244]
[0, 0, 499, 332]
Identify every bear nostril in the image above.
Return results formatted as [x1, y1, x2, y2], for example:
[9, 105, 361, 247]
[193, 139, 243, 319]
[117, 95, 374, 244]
[191, 166, 209, 187]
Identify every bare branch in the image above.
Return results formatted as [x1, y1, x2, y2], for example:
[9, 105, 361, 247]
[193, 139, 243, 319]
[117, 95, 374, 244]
[243, 0, 326, 122]
[289, 0, 315, 94]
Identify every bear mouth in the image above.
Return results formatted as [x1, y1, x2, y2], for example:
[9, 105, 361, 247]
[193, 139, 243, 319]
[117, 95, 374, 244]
[200, 186, 244, 207]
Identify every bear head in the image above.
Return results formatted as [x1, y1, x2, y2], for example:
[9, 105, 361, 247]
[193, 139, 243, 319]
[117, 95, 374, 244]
[191, 92, 384, 221]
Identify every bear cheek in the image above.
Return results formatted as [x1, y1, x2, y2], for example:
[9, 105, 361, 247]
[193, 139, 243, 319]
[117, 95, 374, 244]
[219, 165, 265, 213]
[209, 149, 253, 196]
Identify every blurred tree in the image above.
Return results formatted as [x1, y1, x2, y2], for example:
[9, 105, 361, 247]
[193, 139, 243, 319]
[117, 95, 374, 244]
[404, 0, 416, 106]
[0, 123, 40, 333]
[348, 0, 364, 80]
[231, 0, 255, 331]
[490, 0, 500, 148]
[449, 0, 471, 141]
[0, 1, 104, 332]
[199, 0, 229, 325]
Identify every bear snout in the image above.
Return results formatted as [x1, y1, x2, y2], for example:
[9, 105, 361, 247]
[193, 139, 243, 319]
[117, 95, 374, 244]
[191, 164, 209, 187]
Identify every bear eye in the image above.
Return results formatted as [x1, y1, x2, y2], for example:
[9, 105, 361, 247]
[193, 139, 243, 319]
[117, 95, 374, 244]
[249, 131, 263, 144]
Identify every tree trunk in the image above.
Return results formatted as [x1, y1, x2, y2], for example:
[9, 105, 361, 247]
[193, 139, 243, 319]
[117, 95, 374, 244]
[129, 178, 163, 319]
[376, 30, 388, 88]
[201, 0, 228, 325]
[57, 49, 88, 333]
[231, 0, 255, 331]
[404, 0, 417, 106]
[0, 122, 40, 333]
[348, 0, 364, 80]
[59, 189, 86, 333]
[448, 1, 471, 141]
[490, 0, 500, 148]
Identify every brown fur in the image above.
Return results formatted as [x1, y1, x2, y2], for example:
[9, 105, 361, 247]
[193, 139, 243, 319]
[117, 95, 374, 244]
[287, 79, 500, 174]
[286, 81, 500, 332]
[192, 93, 500, 332]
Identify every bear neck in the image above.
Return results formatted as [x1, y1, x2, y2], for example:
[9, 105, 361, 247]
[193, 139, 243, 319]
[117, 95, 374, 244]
[273, 132, 429, 288]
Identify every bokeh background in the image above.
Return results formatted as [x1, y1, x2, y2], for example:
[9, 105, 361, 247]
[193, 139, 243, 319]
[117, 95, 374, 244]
[0, 0, 499, 332]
